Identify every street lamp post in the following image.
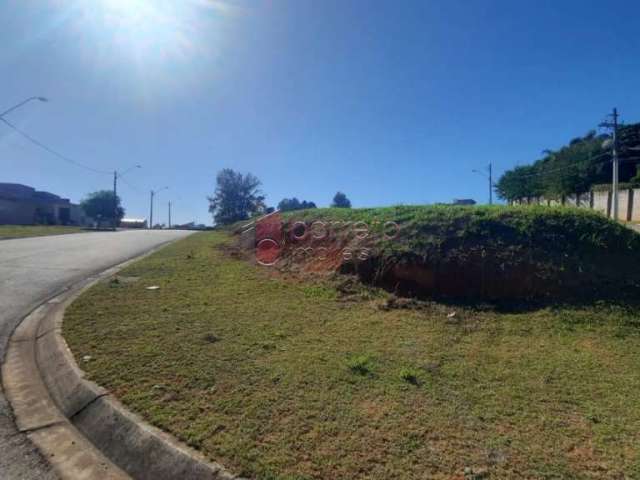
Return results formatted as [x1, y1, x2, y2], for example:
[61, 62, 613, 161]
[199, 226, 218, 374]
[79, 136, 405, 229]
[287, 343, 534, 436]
[0, 96, 48, 118]
[112, 165, 141, 229]
[472, 162, 494, 205]
[149, 186, 168, 229]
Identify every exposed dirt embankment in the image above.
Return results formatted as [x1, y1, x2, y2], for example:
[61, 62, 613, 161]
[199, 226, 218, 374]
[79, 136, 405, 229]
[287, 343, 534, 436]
[237, 206, 640, 303]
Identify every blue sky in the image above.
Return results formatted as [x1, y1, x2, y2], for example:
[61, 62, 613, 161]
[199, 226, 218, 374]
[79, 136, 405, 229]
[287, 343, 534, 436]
[2, 0, 640, 225]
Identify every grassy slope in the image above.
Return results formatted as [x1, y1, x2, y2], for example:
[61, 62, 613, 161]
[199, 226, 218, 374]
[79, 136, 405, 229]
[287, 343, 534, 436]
[0, 224, 85, 239]
[64, 231, 640, 479]
[282, 205, 640, 301]
[283, 205, 640, 258]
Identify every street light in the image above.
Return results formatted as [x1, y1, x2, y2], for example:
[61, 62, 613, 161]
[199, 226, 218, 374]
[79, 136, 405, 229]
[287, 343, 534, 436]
[472, 162, 494, 205]
[0, 96, 48, 118]
[149, 186, 168, 229]
[119, 164, 142, 177]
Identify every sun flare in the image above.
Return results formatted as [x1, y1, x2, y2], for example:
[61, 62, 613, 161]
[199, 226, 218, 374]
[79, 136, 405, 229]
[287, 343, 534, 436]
[88, 0, 196, 62]
[55, 0, 236, 96]
[68, 0, 233, 69]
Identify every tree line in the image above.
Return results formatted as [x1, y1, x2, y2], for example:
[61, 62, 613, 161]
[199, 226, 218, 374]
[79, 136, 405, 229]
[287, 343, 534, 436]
[496, 123, 640, 202]
[208, 168, 352, 225]
[74, 169, 352, 227]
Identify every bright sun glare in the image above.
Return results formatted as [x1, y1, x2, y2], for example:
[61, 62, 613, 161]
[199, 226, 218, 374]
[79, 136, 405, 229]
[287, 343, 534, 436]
[71, 0, 231, 68]
[92, 0, 196, 62]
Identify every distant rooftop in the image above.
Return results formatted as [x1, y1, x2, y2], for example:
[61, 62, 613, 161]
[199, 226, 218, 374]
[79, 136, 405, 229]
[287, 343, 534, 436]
[121, 218, 147, 223]
[0, 183, 70, 203]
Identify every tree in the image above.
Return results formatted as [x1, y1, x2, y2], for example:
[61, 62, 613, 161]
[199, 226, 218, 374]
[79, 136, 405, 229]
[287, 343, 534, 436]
[494, 123, 640, 202]
[80, 190, 124, 226]
[495, 165, 543, 202]
[331, 191, 351, 208]
[207, 169, 265, 225]
[277, 197, 317, 212]
[278, 197, 300, 211]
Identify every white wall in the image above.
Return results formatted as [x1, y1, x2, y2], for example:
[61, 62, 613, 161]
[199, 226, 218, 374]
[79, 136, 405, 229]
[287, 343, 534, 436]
[518, 188, 640, 222]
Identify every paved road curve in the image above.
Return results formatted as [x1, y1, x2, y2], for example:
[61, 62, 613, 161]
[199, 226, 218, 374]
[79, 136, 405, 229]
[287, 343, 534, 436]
[0, 229, 193, 479]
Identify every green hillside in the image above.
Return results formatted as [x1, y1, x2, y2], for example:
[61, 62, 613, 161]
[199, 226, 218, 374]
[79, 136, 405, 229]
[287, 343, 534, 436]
[278, 205, 640, 302]
[496, 123, 640, 201]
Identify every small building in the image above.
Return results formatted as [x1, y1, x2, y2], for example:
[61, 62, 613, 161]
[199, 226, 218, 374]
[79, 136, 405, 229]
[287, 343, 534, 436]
[0, 183, 92, 226]
[452, 198, 477, 206]
[120, 218, 148, 229]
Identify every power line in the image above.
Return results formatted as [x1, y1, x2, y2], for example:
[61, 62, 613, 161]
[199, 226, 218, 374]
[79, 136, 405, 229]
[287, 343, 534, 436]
[118, 175, 144, 194]
[508, 126, 640, 182]
[510, 151, 612, 179]
[0, 117, 111, 175]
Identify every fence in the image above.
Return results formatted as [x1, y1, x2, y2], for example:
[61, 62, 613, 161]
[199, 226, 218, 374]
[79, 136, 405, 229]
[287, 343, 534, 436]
[513, 188, 640, 222]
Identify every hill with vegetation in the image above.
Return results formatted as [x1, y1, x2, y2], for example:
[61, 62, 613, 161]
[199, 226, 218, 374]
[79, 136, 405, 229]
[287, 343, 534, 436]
[496, 123, 640, 202]
[270, 205, 640, 302]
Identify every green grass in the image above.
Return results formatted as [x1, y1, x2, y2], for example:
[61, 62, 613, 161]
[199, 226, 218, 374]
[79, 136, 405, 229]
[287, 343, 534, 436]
[0, 224, 85, 239]
[282, 204, 640, 258]
[64, 230, 640, 479]
[278, 205, 640, 302]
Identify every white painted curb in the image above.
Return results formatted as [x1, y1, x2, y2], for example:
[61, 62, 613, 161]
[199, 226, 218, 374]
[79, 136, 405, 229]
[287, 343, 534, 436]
[3, 245, 245, 480]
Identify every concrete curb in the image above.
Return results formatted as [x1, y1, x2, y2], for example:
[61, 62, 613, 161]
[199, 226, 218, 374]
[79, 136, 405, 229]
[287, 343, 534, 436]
[2, 246, 244, 480]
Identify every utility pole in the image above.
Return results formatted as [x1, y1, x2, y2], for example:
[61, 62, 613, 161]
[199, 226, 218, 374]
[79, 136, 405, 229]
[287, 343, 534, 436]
[149, 186, 168, 229]
[472, 162, 494, 205]
[111, 165, 140, 229]
[600, 108, 620, 220]
[113, 171, 118, 230]
[168, 201, 172, 229]
[489, 162, 493, 205]
[149, 190, 155, 229]
[612, 108, 619, 221]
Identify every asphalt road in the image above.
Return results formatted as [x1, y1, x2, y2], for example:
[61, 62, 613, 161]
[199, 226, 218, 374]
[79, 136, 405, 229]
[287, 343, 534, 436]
[0, 229, 193, 480]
